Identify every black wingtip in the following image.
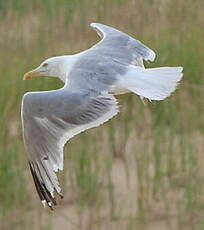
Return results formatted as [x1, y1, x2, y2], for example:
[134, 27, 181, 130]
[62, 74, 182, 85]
[59, 193, 64, 199]
[29, 162, 63, 210]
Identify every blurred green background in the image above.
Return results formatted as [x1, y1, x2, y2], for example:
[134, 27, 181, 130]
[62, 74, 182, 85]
[0, 0, 204, 229]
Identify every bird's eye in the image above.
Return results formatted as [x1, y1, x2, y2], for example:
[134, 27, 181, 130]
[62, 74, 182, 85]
[42, 63, 48, 67]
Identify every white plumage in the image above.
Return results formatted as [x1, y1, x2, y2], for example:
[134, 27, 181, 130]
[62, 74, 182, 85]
[22, 23, 183, 209]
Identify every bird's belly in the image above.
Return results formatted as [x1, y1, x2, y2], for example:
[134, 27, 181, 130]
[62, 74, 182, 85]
[109, 85, 130, 95]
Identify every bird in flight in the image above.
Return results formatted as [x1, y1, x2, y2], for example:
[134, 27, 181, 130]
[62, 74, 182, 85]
[22, 23, 183, 209]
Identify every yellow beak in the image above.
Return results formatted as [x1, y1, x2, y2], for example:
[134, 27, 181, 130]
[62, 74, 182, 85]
[23, 69, 43, 80]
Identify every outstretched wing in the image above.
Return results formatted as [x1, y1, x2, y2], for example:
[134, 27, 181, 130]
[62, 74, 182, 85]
[21, 89, 119, 209]
[90, 23, 156, 66]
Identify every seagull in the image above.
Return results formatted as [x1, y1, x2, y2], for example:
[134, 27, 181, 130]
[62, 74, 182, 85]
[22, 23, 183, 209]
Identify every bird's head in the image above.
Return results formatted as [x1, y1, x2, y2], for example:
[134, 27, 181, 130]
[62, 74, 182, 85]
[23, 56, 68, 81]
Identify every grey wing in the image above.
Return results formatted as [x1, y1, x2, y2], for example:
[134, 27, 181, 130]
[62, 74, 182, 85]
[90, 23, 156, 67]
[21, 89, 119, 209]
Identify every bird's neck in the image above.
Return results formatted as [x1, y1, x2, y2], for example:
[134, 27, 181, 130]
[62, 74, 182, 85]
[58, 55, 79, 83]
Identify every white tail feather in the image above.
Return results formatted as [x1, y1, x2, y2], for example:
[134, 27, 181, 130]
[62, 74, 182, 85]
[120, 66, 183, 100]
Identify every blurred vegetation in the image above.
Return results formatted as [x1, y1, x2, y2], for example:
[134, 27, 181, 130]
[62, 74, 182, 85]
[1, 0, 204, 229]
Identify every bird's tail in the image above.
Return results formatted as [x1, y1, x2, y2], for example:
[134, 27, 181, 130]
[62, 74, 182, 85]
[120, 66, 183, 100]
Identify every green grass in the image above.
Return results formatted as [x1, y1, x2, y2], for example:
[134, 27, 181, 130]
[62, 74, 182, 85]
[1, 0, 204, 229]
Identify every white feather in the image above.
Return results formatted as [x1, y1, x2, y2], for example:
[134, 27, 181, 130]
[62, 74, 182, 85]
[119, 66, 183, 100]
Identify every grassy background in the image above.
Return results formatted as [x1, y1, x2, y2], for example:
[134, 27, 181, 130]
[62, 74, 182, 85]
[1, 0, 204, 229]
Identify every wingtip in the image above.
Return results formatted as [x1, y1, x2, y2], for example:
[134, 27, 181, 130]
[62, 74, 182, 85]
[41, 200, 53, 210]
[41, 196, 55, 210]
[90, 22, 97, 27]
[59, 193, 64, 199]
[29, 162, 62, 210]
[48, 202, 53, 208]
[148, 50, 156, 62]
[178, 66, 184, 73]
[90, 22, 107, 29]
[42, 200, 46, 207]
